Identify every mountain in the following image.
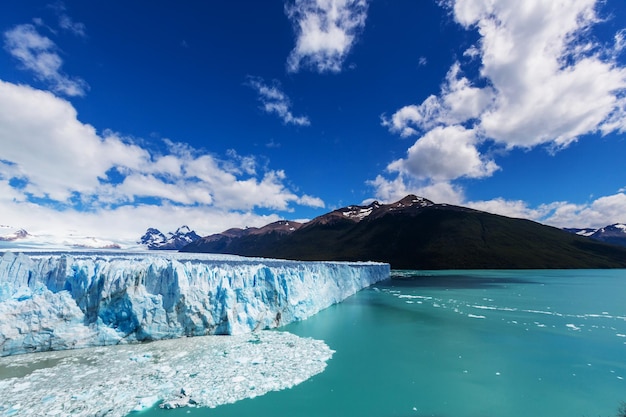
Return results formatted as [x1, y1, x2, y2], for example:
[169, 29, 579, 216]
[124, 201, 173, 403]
[589, 224, 626, 247]
[0, 227, 29, 242]
[139, 225, 201, 250]
[181, 195, 626, 269]
[183, 220, 302, 254]
[564, 224, 626, 247]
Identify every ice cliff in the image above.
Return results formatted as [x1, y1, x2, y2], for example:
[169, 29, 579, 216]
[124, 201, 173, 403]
[0, 251, 389, 356]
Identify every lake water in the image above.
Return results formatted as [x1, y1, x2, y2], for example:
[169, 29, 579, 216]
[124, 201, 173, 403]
[141, 269, 626, 417]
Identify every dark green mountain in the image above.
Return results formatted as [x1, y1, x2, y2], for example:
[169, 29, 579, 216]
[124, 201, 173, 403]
[181, 195, 626, 269]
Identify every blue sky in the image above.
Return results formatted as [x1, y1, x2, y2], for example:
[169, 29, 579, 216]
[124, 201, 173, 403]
[1, 0, 625, 244]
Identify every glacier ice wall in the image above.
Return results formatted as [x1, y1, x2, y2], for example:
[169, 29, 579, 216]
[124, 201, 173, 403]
[0, 251, 389, 356]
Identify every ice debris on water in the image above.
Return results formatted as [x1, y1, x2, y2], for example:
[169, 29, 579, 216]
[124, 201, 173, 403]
[0, 251, 389, 356]
[0, 330, 333, 416]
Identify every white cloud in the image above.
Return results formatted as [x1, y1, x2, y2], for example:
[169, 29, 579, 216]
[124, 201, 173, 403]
[453, 0, 626, 148]
[0, 80, 324, 241]
[616, 29, 626, 53]
[3, 24, 88, 96]
[387, 125, 499, 181]
[540, 192, 626, 228]
[297, 194, 326, 208]
[285, 0, 368, 73]
[382, 63, 494, 137]
[452, 192, 626, 229]
[465, 198, 558, 222]
[376, 0, 626, 225]
[247, 76, 311, 126]
[0, 197, 283, 245]
[367, 175, 465, 206]
[58, 14, 86, 37]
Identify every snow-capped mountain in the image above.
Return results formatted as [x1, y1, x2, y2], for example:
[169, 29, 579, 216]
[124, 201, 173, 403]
[0, 226, 29, 242]
[564, 223, 626, 247]
[303, 194, 435, 228]
[139, 225, 201, 250]
[590, 224, 626, 247]
[183, 195, 626, 269]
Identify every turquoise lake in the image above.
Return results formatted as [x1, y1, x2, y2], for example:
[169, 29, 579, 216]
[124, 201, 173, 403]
[139, 269, 626, 417]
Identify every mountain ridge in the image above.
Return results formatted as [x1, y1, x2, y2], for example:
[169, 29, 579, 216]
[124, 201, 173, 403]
[181, 195, 626, 269]
[564, 223, 626, 247]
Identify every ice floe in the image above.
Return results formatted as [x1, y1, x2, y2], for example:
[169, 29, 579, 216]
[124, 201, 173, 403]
[0, 331, 333, 416]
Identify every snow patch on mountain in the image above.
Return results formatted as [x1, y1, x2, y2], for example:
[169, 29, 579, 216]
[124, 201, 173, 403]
[342, 205, 376, 220]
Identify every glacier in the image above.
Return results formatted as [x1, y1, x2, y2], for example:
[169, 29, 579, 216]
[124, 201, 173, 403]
[0, 251, 389, 357]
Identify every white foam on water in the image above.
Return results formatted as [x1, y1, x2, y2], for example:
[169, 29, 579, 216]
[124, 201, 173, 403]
[472, 305, 498, 310]
[0, 331, 333, 416]
[398, 295, 432, 300]
[467, 314, 486, 319]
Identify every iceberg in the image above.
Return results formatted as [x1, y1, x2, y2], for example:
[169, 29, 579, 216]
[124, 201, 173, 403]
[0, 251, 389, 356]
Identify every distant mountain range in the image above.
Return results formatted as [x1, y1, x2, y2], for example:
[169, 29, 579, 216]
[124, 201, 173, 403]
[139, 225, 201, 250]
[564, 224, 626, 247]
[0, 225, 121, 249]
[181, 195, 626, 269]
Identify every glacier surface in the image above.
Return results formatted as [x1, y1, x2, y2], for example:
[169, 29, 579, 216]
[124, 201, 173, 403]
[0, 251, 389, 356]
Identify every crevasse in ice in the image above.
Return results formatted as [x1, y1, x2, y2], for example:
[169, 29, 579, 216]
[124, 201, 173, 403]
[0, 251, 389, 356]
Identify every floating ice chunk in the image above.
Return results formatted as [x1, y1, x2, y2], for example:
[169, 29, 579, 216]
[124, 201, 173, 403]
[0, 331, 333, 416]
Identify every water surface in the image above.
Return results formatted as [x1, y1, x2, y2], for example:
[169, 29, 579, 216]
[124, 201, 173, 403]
[144, 269, 625, 417]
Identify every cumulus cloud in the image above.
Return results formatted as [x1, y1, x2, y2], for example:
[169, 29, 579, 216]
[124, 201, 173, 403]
[247, 76, 310, 126]
[0, 197, 284, 245]
[367, 175, 465, 206]
[540, 192, 626, 228]
[3, 24, 88, 96]
[285, 0, 368, 73]
[464, 192, 626, 229]
[382, 0, 626, 174]
[382, 63, 495, 137]
[0, 80, 324, 240]
[465, 198, 558, 222]
[459, 0, 626, 148]
[387, 125, 499, 181]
